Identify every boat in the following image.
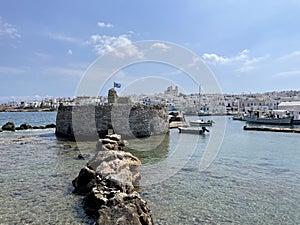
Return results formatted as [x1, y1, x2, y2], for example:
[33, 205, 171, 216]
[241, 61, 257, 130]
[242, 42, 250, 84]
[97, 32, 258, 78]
[196, 86, 212, 116]
[178, 126, 209, 134]
[189, 119, 214, 127]
[232, 115, 245, 121]
[232, 113, 246, 121]
[197, 110, 211, 116]
[169, 115, 188, 129]
[167, 103, 188, 128]
[244, 110, 293, 125]
[244, 116, 293, 125]
[292, 120, 300, 125]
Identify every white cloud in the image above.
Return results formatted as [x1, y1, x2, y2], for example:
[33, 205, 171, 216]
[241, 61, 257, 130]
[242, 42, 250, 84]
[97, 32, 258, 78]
[97, 21, 113, 28]
[238, 55, 270, 72]
[202, 53, 230, 65]
[0, 66, 25, 74]
[67, 49, 73, 55]
[273, 70, 300, 78]
[151, 42, 170, 51]
[47, 32, 81, 44]
[277, 50, 300, 61]
[42, 66, 84, 76]
[34, 52, 51, 60]
[0, 17, 21, 39]
[202, 49, 250, 65]
[238, 65, 255, 73]
[238, 49, 249, 59]
[202, 49, 269, 72]
[87, 34, 143, 58]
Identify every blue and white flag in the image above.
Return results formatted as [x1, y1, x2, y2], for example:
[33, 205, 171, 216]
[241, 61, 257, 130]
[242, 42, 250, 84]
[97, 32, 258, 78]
[114, 82, 121, 88]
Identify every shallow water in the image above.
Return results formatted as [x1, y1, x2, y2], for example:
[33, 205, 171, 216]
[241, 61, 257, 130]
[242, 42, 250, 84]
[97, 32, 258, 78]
[140, 117, 300, 224]
[0, 113, 299, 224]
[0, 129, 98, 224]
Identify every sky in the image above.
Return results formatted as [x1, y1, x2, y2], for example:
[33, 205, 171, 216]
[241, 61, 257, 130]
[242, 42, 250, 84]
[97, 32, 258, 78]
[1, 0, 300, 102]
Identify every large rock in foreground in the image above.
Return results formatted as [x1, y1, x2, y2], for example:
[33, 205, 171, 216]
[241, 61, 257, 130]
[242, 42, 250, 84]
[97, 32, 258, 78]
[84, 189, 153, 225]
[73, 134, 153, 225]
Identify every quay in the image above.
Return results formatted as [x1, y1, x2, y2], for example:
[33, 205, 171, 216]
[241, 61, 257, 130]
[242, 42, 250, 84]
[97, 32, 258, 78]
[243, 125, 300, 133]
[169, 121, 188, 129]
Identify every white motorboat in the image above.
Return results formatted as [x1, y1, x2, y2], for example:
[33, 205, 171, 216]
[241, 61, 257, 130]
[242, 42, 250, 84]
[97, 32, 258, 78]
[189, 119, 214, 127]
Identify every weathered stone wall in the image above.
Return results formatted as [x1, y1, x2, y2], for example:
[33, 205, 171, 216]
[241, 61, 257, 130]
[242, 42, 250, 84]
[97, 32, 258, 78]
[55, 103, 169, 140]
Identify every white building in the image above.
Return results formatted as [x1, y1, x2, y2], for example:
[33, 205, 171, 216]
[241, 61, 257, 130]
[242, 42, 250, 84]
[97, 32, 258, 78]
[278, 101, 300, 121]
[164, 86, 178, 97]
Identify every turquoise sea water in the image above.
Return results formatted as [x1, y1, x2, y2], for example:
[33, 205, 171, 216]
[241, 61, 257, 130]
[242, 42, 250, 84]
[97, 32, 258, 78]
[0, 112, 299, 224]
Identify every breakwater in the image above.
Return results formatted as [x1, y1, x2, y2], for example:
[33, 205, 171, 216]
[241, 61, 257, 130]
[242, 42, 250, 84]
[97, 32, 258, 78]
[243, 125, 300, 133]
[55, 103, 169, 140]
[1, 121, 56, 132]
[73, 134, 153, 225]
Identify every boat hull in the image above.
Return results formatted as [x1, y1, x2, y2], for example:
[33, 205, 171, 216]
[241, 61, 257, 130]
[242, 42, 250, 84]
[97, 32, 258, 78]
[178, 127, 209, 134]
[232, 116, 245, 121]
[292, 120, 300, 125]
[189, 120, 213, 127]
[244, 116, 293, 125]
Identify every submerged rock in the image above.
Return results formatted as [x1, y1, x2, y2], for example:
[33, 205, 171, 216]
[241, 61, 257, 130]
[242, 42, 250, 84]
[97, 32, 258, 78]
[2, 121, 15, 131]
[45, 123, 56, 128]
[77, 153, 90, 160]
[20, 123, 32, 130]
[105, 134, 121, 142]
[32, 126, 45, 129]
[97, 134, 128, 151]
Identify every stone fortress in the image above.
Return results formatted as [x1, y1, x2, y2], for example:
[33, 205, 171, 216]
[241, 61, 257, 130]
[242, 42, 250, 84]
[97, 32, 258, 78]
[55, 88, 169, 140]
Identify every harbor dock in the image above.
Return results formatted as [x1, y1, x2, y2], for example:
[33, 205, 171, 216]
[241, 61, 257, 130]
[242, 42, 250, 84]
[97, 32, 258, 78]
[243, 125, 300, 133]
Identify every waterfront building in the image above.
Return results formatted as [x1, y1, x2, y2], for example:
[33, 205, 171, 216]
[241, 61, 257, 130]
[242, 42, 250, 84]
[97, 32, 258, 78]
[278, 101, 300, 121]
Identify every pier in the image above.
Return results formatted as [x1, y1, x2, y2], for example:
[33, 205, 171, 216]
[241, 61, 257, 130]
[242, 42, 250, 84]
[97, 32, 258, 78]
[243, 125, 300, 133]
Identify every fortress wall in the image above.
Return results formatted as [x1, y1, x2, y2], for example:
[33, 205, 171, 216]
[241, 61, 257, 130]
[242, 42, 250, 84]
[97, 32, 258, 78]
[55, 103, 169, 140]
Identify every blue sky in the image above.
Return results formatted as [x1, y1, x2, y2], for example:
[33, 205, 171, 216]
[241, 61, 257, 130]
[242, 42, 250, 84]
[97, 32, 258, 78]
[1, 0, 300, 102]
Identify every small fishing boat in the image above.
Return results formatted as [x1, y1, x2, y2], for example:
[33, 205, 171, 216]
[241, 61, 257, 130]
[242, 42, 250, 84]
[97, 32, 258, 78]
[232, 114, 246, 121]
[169, 111, 188, 128]
[178, 126, 209, 134]
[244, 116, 293, 125]
[189, 119, 214, 127]
[244, 110, 293, 125]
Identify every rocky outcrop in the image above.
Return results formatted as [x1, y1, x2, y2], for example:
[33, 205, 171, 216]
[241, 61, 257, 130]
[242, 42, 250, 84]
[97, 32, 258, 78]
[73, 134, 153, 225]
[32, 125, 46, 129]
[84, 189, 153, 225]
[96, 134, 128, 151]
[1, 122, 56, 131]
[45, 123, 56, 128]
[2, 121, 15, 131]
[19, 123, 32, 130]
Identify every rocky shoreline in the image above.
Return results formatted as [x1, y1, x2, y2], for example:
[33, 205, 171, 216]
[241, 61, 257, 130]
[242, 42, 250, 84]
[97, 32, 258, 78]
[1, 121, 56, 132]
[72, 134, 154, 225]
[0, 107, 57, 112]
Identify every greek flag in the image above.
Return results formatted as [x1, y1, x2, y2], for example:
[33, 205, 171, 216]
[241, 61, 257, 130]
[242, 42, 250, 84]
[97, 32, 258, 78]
[114, 82, 121, 88]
